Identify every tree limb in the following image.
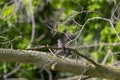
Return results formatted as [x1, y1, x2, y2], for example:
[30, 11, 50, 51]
[0, 48, 120, 80]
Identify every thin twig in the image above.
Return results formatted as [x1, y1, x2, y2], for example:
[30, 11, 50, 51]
[75, 42, 120, 49]
[110, 1, 120, 21]
[28, 0, 35, 47]
[45, 69, 53, 80]
[66, 17, 120, 46]
[40, 72, 45, 80]
[0, 36, 8, 40]
[0, 36, 22, 45]
[101, 50, 111, 65]
[3, 63, 21, 79]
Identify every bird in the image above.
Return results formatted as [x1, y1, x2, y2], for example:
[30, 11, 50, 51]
[56, 39, 67, 55]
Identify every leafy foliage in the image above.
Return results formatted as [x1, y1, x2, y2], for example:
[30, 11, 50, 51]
[0, 0, 120, 79]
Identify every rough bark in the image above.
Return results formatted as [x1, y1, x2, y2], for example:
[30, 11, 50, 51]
[0, 48, 120, 80]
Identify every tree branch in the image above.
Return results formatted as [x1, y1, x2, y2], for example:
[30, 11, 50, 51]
[0, 49, 120, 80]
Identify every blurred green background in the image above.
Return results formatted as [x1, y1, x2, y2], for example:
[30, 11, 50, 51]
[0, 0, 120, 80]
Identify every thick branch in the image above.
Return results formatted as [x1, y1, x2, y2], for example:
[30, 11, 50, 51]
[0, 49, 120, 80]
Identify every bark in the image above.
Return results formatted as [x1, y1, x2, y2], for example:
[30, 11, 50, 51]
[0, 48, 120, 80]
